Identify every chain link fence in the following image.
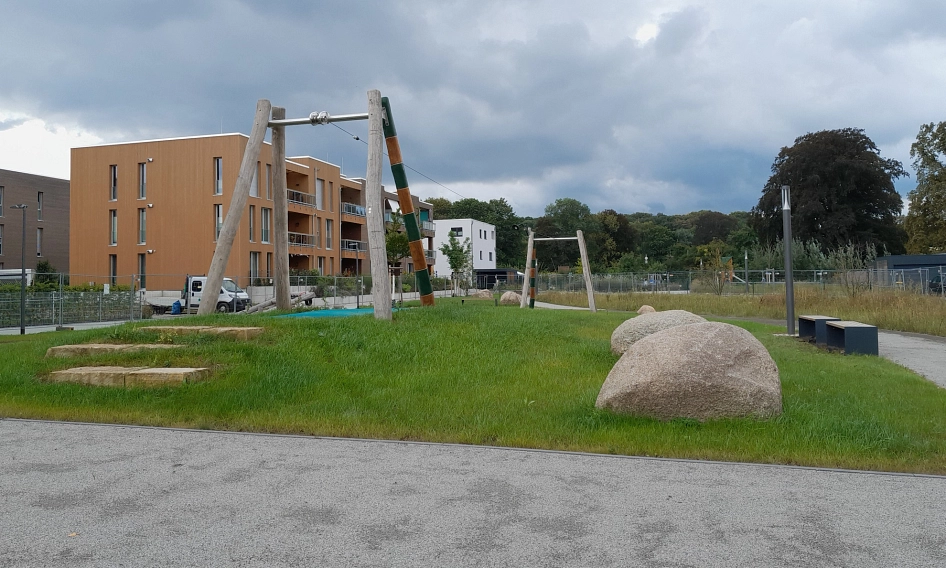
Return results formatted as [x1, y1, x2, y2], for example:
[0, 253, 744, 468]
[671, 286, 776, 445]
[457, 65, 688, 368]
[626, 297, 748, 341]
[2, 267, 943, 328]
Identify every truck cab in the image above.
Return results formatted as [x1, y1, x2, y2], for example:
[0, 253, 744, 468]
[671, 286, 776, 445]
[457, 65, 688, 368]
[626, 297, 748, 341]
[182, 276, 250, 313]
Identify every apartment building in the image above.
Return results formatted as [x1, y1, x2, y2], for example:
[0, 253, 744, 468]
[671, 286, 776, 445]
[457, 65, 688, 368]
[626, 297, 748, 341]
[0, 168, 69, 272]
[70, 133, 435, 291]
[432, 218, 496, 276]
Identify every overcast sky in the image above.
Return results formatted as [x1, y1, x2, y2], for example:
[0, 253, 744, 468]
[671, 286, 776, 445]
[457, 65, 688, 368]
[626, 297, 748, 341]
[1, 1, 944, 217]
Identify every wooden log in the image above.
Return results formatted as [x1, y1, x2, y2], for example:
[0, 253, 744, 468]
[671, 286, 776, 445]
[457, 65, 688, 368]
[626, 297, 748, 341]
[271, 107, 291, 310]
[520, 228, 534, 308]
[366, 90, 393, 320]
[577, 230, 596, 313]
[199, 99, 271, 315]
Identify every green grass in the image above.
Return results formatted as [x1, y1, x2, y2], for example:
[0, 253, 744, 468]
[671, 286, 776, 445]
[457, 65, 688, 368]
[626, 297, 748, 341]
[2, 300, 945, 474]
[541, 288, 946, 336]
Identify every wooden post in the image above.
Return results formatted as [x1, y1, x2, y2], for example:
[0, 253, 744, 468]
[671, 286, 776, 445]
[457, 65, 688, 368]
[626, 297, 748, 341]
[272, 107, 291, 310]
[366, 90, 392, 320]
[198, 99, 271, 315]
[381, 97, 434, 306]
[520, 228, 533, 308]
[576, 229, 596, 313]
[529, 246, 537, 309]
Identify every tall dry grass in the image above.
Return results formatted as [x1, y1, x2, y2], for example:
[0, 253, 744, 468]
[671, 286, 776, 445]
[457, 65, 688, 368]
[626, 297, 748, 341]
[542, 288, 946, 336]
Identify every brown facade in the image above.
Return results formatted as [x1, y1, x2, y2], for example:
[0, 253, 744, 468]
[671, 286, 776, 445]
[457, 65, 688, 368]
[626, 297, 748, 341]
[70, 134, 433, 291]
[0, 168, 70, 272]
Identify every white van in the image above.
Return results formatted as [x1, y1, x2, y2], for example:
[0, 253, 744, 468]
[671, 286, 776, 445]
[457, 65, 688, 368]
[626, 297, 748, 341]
[182, 276, 250, 313]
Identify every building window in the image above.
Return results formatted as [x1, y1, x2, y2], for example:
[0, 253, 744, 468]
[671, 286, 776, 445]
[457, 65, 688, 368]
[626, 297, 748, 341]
[325, 218, 333, 249]
[261, 207, 271, 243]
[0, 224, 3, 255]
[250, 251, 259, 281]
[316, 178, 324, 210]
[36, 227, 43, 257]
[250, 162, 259, 197]
[491, 230, 495, 240]
[451, 227, 463, 237]
[138, 208, 146, 244]
[110, 165, 118, 200]
[109, 210, 118, 245]
[138, 253, 146, 289]
[249, 205, 255, 242]
[213, 157, 223, 195]
[328, 181, 334, 212]
[266, 164, 272, 200]
[315, 217, 321, 247]
[266, 252, 273, 278]
[138, 162, 147, 199]
[489, 252, 493, 261]
[317, 256, 324, 275]
[480, 251, 483, 260]
[0, 185, 4, 217]
[214, 204, 223, 240]
[37, 192, 43, 221]
[109, 254, 117, 285]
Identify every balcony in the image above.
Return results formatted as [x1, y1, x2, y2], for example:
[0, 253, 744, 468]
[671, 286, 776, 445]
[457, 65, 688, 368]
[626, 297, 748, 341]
[287, 189, 315, 208]
[425, 249, 436, 262]
[288, 232, 315, 248]
[340, 239, 366, 252]
[342, 202, 366, 217]
[421, 220, 435, 236]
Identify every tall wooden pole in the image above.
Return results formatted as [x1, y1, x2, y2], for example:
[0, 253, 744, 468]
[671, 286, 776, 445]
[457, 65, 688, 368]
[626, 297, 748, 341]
[272, 107, 291, 310]
[520, 228, 533, 308]
[529, 246, 537, 309]
[366, 90, 392, 320]
[381, 97, 434, 306]
[576, 230, 596, 313]
[199, 99, 271, 315]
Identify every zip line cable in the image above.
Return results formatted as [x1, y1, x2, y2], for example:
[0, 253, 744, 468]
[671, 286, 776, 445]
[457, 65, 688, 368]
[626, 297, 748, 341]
[331, 123, 468, 201]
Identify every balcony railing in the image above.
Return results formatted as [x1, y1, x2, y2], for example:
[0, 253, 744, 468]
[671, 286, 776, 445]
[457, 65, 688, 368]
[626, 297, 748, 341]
[288, 232, 315, 247]
[422, 220, 435, 232]
[340, 239, 366, 252]
[343, 202, 366, 217]
[287, 189, 315, 207]
[425, 249, 436, 261]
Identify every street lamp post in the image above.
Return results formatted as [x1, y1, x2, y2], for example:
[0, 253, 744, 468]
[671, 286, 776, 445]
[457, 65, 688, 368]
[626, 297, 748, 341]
[782, 185, 795, 335]
[11, 204, 28, 335]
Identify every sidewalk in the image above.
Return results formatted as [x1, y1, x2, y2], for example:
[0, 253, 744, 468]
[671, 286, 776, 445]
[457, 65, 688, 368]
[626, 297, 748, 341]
[2, 419, 943, 567]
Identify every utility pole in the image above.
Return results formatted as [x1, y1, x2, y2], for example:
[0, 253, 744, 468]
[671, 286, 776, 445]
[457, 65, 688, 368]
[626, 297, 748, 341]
[782, 185, 795, 335]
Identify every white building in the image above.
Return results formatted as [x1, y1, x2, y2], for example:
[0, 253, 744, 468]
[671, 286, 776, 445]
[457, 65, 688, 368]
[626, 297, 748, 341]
[432, 218, 496, 276]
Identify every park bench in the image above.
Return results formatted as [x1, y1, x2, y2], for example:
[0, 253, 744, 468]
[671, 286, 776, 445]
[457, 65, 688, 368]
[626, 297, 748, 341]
[825, 321, 878, 356]
[798, 315, 841, 345]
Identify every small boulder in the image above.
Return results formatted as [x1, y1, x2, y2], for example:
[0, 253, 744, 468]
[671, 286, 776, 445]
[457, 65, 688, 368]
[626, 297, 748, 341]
[637, 305, 656, 314]
[596, 322, 782, 421]
[471, 289, 494, 300]
[610, 310, 706, 355]
[500, 291, 521, 305]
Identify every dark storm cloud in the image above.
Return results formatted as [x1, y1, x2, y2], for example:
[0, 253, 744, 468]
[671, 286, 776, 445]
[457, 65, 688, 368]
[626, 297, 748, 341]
[1, 1, 945, 216]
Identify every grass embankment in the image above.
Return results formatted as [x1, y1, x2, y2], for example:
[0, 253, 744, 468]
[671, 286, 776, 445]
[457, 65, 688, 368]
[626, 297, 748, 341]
[2, 299, 945, 474]
[541, 288, 946, 336]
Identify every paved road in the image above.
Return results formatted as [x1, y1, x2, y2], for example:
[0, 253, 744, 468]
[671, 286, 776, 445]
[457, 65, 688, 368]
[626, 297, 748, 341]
[2, 419, 944, 567]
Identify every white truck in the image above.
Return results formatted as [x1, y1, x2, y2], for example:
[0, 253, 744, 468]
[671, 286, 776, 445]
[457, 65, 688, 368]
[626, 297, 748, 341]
[182, 276, 250, 313]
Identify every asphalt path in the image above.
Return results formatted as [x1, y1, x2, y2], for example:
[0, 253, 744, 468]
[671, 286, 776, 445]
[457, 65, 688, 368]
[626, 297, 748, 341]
[2, 419, 945, 567]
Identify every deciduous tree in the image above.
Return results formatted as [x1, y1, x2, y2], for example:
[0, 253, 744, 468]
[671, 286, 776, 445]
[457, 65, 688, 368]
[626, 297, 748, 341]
[904, 122, 946, 253]
[750, 128, 907, 253]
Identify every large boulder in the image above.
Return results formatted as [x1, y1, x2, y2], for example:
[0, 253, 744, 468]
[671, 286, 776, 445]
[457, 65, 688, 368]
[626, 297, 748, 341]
[500, 291, 521, 305]
[637, 305, 656, 314]
[596, 322, 782, 421]
[471, 289, 493, 300]
[610, 310, 706, 355]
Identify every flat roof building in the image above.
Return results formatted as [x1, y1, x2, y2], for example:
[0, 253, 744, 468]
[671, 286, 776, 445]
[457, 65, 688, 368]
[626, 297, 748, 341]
[0, 168, 69, 273]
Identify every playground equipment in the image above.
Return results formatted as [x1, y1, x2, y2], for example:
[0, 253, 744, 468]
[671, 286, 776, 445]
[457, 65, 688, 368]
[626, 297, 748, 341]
[519, 229, 596, 313]
[200, 92, 432, 320]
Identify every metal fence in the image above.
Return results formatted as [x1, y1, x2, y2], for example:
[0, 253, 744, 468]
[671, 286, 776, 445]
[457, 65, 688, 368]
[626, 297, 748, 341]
[484, 268, 946, 297]
[2, 267, 942, 328]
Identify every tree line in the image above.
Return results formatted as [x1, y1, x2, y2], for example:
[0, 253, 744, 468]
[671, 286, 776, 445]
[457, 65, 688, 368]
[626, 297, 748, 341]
[427, 124, 946, 273]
